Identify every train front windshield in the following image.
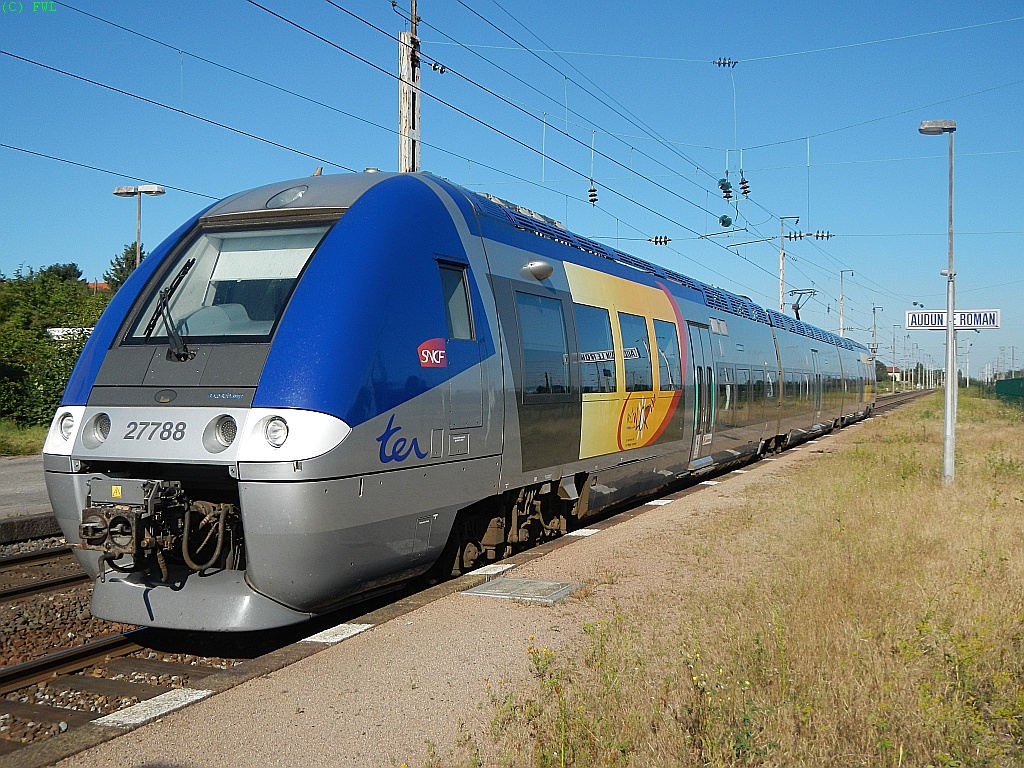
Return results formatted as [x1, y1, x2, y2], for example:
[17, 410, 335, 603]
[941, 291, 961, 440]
[127, 225, 330, 343]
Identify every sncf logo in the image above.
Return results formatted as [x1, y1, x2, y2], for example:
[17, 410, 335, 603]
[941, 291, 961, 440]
[418, 337, 447, 368]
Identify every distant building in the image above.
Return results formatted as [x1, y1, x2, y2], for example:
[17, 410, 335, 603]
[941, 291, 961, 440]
[886, 366, 902, 382]
[46, 327, 92, 343]
[87, 281, 110, 292]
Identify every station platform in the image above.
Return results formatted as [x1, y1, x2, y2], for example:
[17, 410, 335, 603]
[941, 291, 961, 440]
[0, 455, 60, 544]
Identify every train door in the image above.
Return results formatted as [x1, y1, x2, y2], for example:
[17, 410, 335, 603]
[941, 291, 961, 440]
[810, 349, 823, 421]
[686, 323, 715, 461]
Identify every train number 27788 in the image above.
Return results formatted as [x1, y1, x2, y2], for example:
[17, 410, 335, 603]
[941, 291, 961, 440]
[123, 421, 187, 441]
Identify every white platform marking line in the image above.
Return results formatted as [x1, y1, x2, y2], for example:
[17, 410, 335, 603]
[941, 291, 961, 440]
[302, 622, 374, 645]
[699, 480, 721, 486]
[732, 469, 748, 474]
[470, 563, 517, 574]
[645, 499, 674, 506]
[565, 528, 601, 537]
[94, 688, 213, 728]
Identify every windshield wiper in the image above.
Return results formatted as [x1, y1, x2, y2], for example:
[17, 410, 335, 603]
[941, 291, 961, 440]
[143, 257, 196, 361]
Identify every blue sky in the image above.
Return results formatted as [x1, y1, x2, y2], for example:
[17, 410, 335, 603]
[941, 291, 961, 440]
[2, 0, 1022, 377]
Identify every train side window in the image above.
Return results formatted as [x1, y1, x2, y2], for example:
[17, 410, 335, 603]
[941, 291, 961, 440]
[736, 368, 751, 424]
[617, 312, 653, 392]
[717, 365, 735, 427]
[515, 292, 570, 396]
[439, 264, 474, 340]
[574, 303, 617, 393]
[653, 319, 682, 391]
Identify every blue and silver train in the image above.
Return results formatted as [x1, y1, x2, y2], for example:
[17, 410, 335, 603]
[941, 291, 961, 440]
[43, 171, 875, 631]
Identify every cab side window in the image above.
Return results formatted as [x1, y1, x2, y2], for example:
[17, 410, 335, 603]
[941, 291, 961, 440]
[439, 264, 474, 340]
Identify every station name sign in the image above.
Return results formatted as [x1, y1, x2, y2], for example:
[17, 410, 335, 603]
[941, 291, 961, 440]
[906, 309, 1000, 330]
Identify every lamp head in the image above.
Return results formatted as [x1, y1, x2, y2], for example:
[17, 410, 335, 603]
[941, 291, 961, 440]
[113, 186, 138, 197]
[919, 119, 956, 135]
[138, 184, 165, 196]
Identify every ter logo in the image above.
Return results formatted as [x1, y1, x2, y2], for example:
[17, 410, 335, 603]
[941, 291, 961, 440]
[418, 338, 447, 368]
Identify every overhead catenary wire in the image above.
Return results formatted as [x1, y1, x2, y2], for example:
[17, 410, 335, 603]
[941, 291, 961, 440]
[0, 50, 360, 173]
[246, 1, 781, 288]
[425, 14, 1024, 64]
[0, 142, 219, 199]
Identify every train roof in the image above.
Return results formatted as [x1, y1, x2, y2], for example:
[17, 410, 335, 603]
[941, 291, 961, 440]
[198, 171, 866, 354]
[462, 188, 866, 354]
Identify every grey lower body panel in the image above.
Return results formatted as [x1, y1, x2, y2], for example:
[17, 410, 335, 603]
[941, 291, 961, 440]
[45, 455, 501, 629]
[91, 569, 311, 632]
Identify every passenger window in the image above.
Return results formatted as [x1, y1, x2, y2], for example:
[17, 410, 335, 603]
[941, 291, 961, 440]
[653, 319, 682, 391]
[574, 303, 617, 393]
[515, 292, 570, 396]
[617, 312, 653, 392]
[718, 365, 735, 427]
[439, 264, 474, 340]
[752, 369, 765, 403]
[736, 368, 751, 424]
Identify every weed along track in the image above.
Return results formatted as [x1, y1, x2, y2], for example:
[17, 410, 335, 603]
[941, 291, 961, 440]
[436, 391, 1024, 768]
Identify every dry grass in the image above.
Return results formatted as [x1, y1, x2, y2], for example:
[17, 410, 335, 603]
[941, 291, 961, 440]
[0, 419, 46, 456]
[453, 393, 1024, 767]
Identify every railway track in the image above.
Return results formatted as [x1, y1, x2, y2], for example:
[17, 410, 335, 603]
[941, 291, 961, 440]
[0, 546, 89, 604]
[873, 389, 929, 414]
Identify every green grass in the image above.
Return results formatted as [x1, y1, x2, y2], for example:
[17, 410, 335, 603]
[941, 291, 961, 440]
[0, 419, 47, 456]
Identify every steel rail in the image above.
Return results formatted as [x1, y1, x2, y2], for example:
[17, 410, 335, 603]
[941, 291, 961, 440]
[0, 546, 72, 570]
[0, 631, 146, 696]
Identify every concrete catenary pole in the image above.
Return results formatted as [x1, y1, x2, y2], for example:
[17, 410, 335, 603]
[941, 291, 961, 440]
[398, 0, 421, 173]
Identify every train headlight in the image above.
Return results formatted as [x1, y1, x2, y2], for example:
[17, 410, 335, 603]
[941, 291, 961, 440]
[58, 412, 76, 442]
[215, 416, 238, 447]
[94, 413, 111, 442]
[81, 412, 111, 449]
[264, 416, 289, 448]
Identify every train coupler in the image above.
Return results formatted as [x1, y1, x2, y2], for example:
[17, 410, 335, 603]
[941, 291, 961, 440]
[78, 478, 242, 580]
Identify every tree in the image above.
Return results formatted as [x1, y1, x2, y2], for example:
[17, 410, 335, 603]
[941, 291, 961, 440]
[875, 359, 890, 390]
[40, 263, 83, 283]
[0, 265, 110, 424]
[104, 242, 147, 293]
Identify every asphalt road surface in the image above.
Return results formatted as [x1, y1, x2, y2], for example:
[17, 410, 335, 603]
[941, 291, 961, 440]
[0, 455, 52, 521]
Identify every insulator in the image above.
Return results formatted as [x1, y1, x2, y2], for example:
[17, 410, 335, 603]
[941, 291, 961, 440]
[722, 188, 732, 201]
[588, 183, 597, 205]
[649, 236, 671, 246]
[739, 175, 750, 196]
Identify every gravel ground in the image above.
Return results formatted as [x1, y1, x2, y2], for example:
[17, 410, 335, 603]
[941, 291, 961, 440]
[0, 585, 136, 668]
[47, 430, 860, 768]
[0, 535, 66, 558]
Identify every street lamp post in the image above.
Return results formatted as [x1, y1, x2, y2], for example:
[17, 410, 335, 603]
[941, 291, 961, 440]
[919, 119, 956, 485]
[892, 324, 900, 392]
[113, 184, 165, 269]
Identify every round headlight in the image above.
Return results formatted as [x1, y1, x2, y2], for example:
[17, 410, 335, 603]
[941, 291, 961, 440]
[264, 416, 289, 448]
[94, 413, 111, 442]
[215, 415, 237, 447]
[58, 412, 75, 442]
